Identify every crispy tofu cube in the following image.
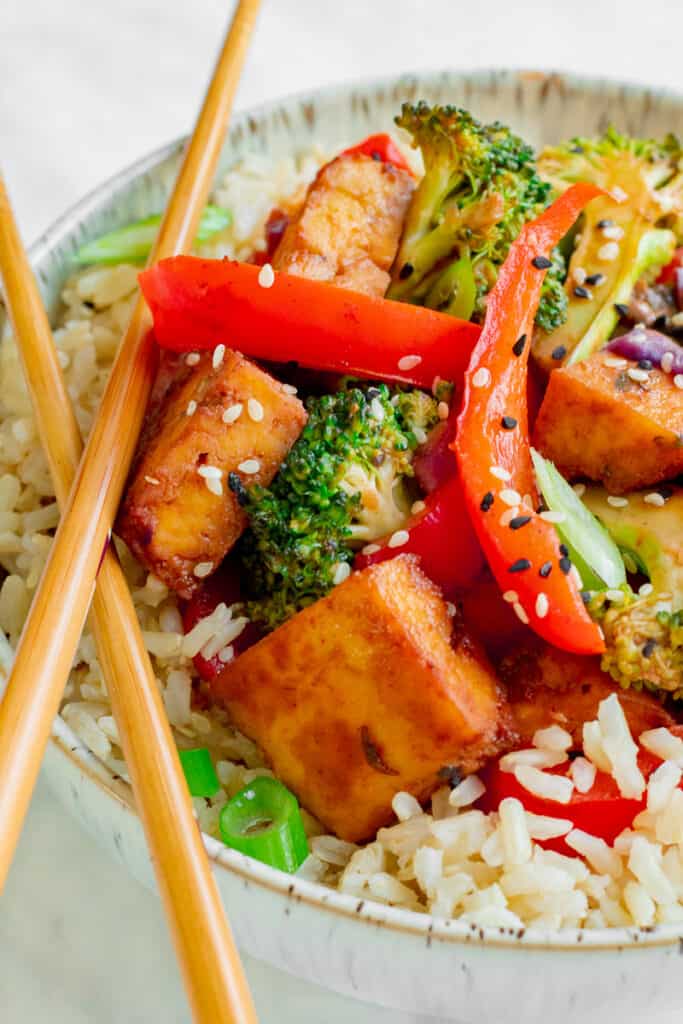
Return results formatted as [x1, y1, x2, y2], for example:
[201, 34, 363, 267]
[273, 152, 414, 297]
[117, 349, 306, 597]
[211, 555, 510, 841]
[534, 354, 683, 493]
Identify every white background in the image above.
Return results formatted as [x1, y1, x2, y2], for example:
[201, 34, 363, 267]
[3, 1, 683, 1020]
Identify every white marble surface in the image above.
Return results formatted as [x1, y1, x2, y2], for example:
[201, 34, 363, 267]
[3, 1, 683, 1020]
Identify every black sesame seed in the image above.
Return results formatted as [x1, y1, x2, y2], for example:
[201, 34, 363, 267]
[574, 286, 591, 299]
[580, 590, 592, 604]
[614, 303, 630, 317]
[228, 471, 249, 507]
[597, 218, 614, 229]
[437, 765, 463, 789]
[539, 561, 553, 578]
[570, 144, 585, 154]
[509, 515, 532, 530]
[642, 639, 657, 658]
[585, 273, 605, 286]
[559, 544, 569, 557]
[532, 256, 552, 270]
[536, 502, 548, 514]
[551, 345, 567, 361]
[480, 491, 495, 512]
[512, 334, 527, 357]
[658, 485, 674, 500]
[370, 150, 382, 162]
[501, 416, 518, 430]
[653, 314, 668, 330]
[399, 262, 414, 280]
[509, 558, 532, 573]
[637, 359, 653, 371]
[559, 556, 572, 575]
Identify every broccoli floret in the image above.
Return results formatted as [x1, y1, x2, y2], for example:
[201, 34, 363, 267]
[534, 127, 682, 367]
[388, 102, 565, 329]
[236, 383, 434, 630]
[590, 590, 683, 697]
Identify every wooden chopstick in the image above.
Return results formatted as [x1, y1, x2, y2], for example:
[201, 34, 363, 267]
[0, 2, 261, 1021]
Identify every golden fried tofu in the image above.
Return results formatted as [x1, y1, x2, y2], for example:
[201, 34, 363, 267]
[273, 152, 414, 297]
[117, 349, 306, 597]
[212, 555, 510, 841]
[534, 353, 683, 493]
[500, 642, 674, 746]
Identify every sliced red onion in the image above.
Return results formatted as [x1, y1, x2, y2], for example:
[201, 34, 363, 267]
[606, 327, 683, 374]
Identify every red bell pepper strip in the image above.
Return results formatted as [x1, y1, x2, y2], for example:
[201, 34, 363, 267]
[181, 561, 260, 681]
[354, 474, 484, 596]
[454, 184, 608, 656]
[340, 133, 414, 175]
[656, 245, 683, 285]
[139, 256, 481, 390]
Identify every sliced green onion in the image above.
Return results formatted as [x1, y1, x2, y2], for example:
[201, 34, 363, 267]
[179, 748, 220, 798]
[531, 448, 626, 591]
[219, 776, 309, 873]
[75, 204, 232, 266]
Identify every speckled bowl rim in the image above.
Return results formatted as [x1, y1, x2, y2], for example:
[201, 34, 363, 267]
[31, 66, 683, 953]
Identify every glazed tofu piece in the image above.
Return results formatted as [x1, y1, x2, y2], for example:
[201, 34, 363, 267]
[212, 555, 510, 842]
[500, 642, 675, 746]
[273, 152, 415, 297]
[117, 349, 306, 597]
[534, 353, 683, 493]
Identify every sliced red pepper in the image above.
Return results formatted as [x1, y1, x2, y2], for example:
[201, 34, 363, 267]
[479, 731, 683, 853]
[181, 560, 260, 681]
[340, 133, 414, 175]
[251, 207, 289, 266]
[656, 245, 683, 285]
[354, 475, 484, 597]
[454, 184, 608, 656]
[139, 256, 481, 390]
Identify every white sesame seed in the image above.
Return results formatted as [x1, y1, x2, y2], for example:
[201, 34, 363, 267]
[258, 262, 275, 288]
[513, 602, 529, 624]
[600, 224, 624, 240]
[674, 374, 683, 390]
[572, 483, 586, 497]
[282, 383, 298, 395]
[185, 352, 200, 366]
[573, 267, 587, 285]
[639, 582, 654, 597]
[603, 355, 627, 369]
[186, 400, 197, 416]
[370, 397, 385, 421]
[598, 242, 619, 262]
[247, 398, 264, 422]
[237, 459, 260, 475]
[627, 367, 649, 383]
[388, 529, 410, 549]
[489, 465, 512, 482]
[414, 427, 428, 444]
[606, 495, 629, 508]
[197, 465, 222, 480]
[644, 492, 666, 507]
[437, 401, 450, 420]
[569, 565, 584, 590]
[606, 588, 626, 602]
[397, 354, 422, 372]
[193, 562, 214, 579]
[499, 507, 520, 527]
[611, 186, 628, 203]
[390, 395, 400, 407]
[332, 562, 351, 586]
[411, 500, 426, 515]
[218, 645, 234, 664]
[205, 477, 223, 497]
[535, 593, 549, 619]
[144, 475, 160, 486]
[446, 601, 457, 618]
[212, 344, 226, 370]
[502, 590, 519, 604]
[222, 403, 243, 424]
[472, 367, 491, 389]
[661, 351, 675, 374]
[361, 543, 381, 556]
[499, 488, 522, 507]
[539, 509, 566, 524]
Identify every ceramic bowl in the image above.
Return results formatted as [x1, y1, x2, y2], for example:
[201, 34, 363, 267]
[12, 69, 683, 1023]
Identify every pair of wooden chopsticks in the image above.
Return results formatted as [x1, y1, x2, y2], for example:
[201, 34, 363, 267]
[0, 2, 261, 1021]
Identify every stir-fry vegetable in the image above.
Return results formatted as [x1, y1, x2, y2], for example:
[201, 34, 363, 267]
[530, 449, 626, 592]
[455, 183, 608, 656]
[606, 327, 683, 374]
[75, 205, 232, 265]
[138, 256, 481, 389]
[219, 777, 309, 872]
[340, 133, 415, 175]
[179, 748, 220, 798]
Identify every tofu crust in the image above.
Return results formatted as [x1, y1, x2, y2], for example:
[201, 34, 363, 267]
[211, 555, 511, 841]
[117, 349, 306, 597]
[273, 152, 415, 297]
